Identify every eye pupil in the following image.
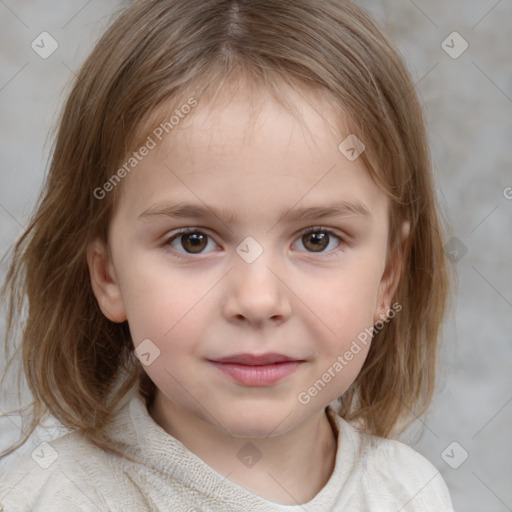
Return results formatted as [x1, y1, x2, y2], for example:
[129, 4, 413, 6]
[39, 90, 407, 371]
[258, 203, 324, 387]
[182, 233, 207, 253]
[303, 232, 329, 252]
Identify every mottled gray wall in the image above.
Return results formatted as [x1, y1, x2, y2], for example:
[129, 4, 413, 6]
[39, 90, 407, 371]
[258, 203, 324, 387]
[1, 1, 511, 511]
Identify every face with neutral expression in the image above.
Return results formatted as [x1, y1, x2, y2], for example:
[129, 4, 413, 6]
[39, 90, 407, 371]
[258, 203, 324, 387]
[88, 83, 406, 439]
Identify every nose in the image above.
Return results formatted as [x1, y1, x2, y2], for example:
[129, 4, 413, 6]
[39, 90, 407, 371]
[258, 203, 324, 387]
[222, 249, 293, 327]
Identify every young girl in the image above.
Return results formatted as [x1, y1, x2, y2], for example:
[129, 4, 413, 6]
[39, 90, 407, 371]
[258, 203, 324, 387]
[0, 0, 456, 510]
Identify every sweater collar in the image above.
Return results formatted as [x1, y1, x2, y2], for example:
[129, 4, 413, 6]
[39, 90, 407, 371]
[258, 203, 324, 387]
[108, 387, 365, 509]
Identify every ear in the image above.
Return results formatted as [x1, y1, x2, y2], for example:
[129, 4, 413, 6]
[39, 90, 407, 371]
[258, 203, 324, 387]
[86, 238, 127, 323]
[373, 220, 410, 323]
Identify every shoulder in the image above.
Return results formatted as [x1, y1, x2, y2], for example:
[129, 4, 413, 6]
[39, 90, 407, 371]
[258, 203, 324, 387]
[0, 431, 137, 512]
[359, 431, 454, 511]
[329, 411, 454, 511]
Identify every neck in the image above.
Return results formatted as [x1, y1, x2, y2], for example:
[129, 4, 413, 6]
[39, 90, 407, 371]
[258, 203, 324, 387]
[149, 394, 337, 505]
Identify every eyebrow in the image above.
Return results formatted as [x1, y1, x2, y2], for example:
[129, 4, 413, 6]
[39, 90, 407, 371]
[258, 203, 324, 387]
[138, 200, 371, 225]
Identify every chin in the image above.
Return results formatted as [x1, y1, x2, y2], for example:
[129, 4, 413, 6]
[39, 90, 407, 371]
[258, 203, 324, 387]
[213, 404, 300, 439]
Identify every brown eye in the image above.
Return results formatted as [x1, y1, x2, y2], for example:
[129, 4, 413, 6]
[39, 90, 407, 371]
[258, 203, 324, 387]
[294, 228, 343, 255]
[180, 232, 208, 253]
[302, 232, 329, 252]
[167, 229, 216, 255]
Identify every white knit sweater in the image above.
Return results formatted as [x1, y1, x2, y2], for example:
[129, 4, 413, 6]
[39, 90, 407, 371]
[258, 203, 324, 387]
[0, 387, 454, 511]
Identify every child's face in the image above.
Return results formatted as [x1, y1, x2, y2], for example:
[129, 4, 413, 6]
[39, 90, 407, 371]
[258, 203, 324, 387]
[89, 85, 402, 438]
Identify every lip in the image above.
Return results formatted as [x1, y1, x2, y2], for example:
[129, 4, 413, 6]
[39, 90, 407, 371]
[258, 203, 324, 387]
[211, 352, 299, 365]
[208, 353, 304, 386]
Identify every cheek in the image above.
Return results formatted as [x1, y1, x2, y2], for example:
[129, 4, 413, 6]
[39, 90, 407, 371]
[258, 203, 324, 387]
[116, 252, 212, 344]
[298, 258, 383, 342]
[126, 287, 209, 351]
[126, 293, 207, 396]
[117, 242, 187, 295]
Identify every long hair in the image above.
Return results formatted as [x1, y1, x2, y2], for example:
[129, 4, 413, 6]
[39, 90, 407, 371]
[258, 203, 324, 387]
[1, 0, 455, 457]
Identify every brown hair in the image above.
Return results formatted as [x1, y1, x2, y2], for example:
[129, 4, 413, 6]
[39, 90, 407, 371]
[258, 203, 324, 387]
[1, 0, 455, 457]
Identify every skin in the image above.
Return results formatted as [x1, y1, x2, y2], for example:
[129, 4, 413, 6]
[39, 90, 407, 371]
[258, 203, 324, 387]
[87, 83, 409, 505]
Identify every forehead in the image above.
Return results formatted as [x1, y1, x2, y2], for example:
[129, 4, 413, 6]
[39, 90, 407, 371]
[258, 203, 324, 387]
[114, 83, 388, 226]
[131, 77, 344, 155]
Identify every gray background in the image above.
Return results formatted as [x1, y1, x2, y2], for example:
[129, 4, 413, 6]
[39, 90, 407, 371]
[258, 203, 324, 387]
[1, 1, 511, 511]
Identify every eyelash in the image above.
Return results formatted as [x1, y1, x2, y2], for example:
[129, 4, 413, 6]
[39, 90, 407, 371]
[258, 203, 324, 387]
[163, 226, 345, 260]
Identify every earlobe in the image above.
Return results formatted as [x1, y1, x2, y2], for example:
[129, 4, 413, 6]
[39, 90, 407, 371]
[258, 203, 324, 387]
[86, 238, 127, 323]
